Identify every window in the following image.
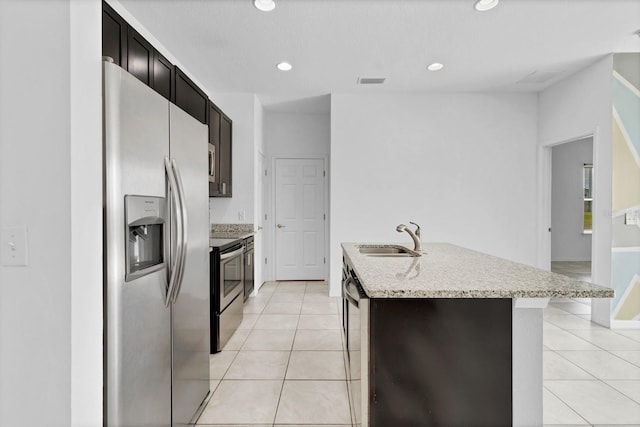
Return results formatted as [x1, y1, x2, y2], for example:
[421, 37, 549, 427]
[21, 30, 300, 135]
[583, 164, 593, 233]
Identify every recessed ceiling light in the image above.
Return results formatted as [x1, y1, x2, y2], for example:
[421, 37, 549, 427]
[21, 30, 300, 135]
[254, 0, 275, 12]
[427, 62, 444, 71]
[276, 62, 292, 71]
[474, 0, 499, 11]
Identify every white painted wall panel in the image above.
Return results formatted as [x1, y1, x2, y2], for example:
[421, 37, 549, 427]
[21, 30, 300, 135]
[330, 93, 538, 296]
[0, 1, 76, 425]
[69, 1, 103, 425]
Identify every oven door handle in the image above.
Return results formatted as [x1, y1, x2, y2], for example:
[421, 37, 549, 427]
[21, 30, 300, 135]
[221, 247, 244, 261]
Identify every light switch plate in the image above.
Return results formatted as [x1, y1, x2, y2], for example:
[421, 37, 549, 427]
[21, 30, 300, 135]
[1, 226, 28, 266]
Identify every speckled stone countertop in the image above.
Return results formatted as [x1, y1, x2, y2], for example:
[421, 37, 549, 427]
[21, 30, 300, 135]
[210, 223, 254, 241]
[342, 242, 614, 299]
[210, 231, 254, 240]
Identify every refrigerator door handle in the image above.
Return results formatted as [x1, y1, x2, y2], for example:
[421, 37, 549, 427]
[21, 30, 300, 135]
[170, 159, 189, 303]
[165, 157, 184, 307]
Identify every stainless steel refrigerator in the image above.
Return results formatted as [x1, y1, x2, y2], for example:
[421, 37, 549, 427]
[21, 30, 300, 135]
[103, 60, 210, 426]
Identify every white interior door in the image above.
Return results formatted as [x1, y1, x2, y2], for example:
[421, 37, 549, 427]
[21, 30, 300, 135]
[275, 158, 325, 280]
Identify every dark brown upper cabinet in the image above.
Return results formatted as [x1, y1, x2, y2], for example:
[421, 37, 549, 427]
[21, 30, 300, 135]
[208, 103, 221, 196]
[152, 52, 174, 101]
[127, 27, 153, 86]
[208, 101, 232, 197]
[174, 67, 208, 125]
[103, 4, 174, 101]
[219, 114, 232, 197]
[102, 2, 127, 67]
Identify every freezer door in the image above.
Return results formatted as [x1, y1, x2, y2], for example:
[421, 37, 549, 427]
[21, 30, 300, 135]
[169, 103, 211, 425]
[103, 61, 172, 426]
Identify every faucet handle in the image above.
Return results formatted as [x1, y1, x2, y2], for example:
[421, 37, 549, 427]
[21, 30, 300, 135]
[409, 221, 421, 238]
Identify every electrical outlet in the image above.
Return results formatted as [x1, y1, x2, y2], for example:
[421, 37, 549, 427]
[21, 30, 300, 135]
[238, 210, 245, 222]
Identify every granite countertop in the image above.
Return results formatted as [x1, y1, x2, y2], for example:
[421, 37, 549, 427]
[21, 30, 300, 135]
[342, 242, 614, 299]
[209, 224, 254, 248]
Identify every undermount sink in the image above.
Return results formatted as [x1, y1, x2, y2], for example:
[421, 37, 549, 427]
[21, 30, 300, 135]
[358, 245, 419, 257]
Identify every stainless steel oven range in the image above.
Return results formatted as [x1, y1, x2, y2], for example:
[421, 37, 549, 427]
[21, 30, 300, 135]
[210, 238, 245, 353]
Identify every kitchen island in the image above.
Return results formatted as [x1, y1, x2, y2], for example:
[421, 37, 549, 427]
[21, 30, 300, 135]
[341, 242, 613, 427]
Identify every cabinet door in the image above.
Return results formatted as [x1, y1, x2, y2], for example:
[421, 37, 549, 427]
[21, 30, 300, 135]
[219, 114, 232, 197]
[152, 51, 173, 101]
[127, 27, 153, 86]
[369, 299, 512, 426]
[208, 102, 221, 197]
[174, 67, 208, 125]
[102, 2, 127, 67]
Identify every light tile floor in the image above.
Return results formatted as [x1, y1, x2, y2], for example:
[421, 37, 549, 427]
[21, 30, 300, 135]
[198, 280, 640, 427]
[546, 261, 640, 426]
[543, 298, 640, 426]
[198, 280, 351, 426]
[551, 261, 592, 283]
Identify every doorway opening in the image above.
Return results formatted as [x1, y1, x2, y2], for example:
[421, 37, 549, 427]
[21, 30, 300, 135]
[549, 136, 594, 312]
[273, 157, 327, 281]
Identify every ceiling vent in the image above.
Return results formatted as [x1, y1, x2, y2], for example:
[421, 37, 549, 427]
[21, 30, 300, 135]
[358, 77, 386, 85]
[517, 70, 561, 84]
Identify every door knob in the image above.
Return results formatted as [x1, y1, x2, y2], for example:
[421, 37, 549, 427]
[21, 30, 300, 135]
[277, 224, 285, 228]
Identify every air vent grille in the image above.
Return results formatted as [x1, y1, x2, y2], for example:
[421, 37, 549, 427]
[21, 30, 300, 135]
[358, 77, 386, 85]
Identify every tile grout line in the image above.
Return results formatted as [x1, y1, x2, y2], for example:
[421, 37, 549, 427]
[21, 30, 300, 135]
[543, 382, 591, 426]
[545, 350, 597, 381]
[600, 378, 640, 406]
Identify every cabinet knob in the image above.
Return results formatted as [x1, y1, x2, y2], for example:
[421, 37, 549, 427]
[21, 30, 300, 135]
[277, 224, 285, 229]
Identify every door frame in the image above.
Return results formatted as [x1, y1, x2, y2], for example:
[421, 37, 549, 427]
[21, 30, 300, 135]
[545, 135, 594, 267]
[253, 150, 266, 293]
[269, 156, 329, 281]
[538, 127, 611, 326]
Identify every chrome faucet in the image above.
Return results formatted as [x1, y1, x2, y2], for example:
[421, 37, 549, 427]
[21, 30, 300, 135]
[396, 222, 422, 253]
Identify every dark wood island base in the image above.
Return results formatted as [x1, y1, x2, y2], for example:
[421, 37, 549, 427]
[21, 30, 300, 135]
[368, 298, 512, 426]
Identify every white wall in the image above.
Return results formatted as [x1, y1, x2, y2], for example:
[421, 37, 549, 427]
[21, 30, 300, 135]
[208, 93, 257, 224]
[0, 1, 102, 425]
[69, 1, 103, 425]
[265, 112, 331, 158]
[263, 112, 331, 281]
[538, 55, 613, 326]
[330, 93, 538, 295]
[551, 138, 593, 262]
[254, 98, 264, 288]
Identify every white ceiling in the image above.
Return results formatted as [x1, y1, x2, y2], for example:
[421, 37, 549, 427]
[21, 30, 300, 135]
[118, 0, 640, 112]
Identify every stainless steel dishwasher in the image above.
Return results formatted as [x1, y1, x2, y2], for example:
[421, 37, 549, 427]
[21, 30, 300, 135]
[342, 262, 369, 427]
